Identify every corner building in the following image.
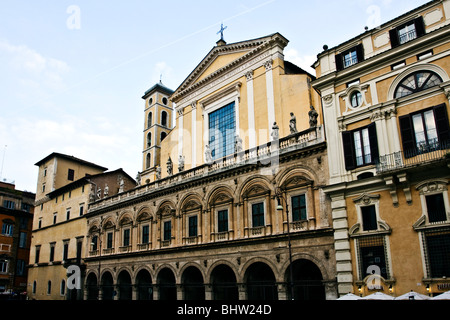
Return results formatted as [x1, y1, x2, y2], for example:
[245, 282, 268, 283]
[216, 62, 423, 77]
[312, 0, 450, 298]
[84, 33, 337, 300]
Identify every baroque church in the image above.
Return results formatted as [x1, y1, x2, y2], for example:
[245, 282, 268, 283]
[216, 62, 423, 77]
[83, 32, 336, 300]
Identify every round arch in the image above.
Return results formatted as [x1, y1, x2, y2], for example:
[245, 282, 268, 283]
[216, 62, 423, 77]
[135, 268, 153, 300]
[243, 261, 278, 300]
[206, 185, 235, 207]
[100, 271, 114, 300]
[387, 63, 449, 100]
[181, 265, 205, 300]
[85, 272, 98, 300]
[117, 269, 132, 300]
[284, 258, 326, 300]
[238, 175, 273, 201]
[156, 267, 177, 300]
[178, 192, 204, 213]
[209, 262, 239, 300]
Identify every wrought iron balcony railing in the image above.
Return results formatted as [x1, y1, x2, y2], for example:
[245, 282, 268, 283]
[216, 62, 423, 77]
[376, 140, 450, 174]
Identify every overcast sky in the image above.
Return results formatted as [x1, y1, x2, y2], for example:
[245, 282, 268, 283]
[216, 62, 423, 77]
[0, 0, 428, 192]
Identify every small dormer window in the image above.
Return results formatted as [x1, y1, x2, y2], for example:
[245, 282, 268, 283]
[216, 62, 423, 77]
[335, 44, 364, 71]
[389, 16, 425, 48]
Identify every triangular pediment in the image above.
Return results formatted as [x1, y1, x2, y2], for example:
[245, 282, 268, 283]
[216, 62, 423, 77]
[171, 33, 288, 102]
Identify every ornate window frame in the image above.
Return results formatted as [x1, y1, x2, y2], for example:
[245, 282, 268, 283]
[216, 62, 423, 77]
[413, 179, 450, 229]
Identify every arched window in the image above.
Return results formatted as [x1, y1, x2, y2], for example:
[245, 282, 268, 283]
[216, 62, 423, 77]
[147, 112, 152, 128]
[161, 111, 168, 127]
[394, 70, 443, 98]
[350, 91, 363, 108]
[147, 132, 152, 148]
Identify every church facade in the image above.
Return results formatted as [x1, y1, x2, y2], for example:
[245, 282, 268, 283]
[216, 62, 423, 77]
[83, 33, 338, 300]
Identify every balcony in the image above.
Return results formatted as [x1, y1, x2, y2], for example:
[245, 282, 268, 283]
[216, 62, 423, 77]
[376, 141, 450, 174]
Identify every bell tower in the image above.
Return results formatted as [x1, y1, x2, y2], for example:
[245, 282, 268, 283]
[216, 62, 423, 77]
[139, 81, 174, 185]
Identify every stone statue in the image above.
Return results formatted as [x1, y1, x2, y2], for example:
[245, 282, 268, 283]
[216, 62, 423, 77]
[309, 105, 318, 128]
[167, 156, 173, 175]
[104, 184, 109, 197]
[235, 135, 243, 153]
[205, 144, 213, 164]
[178, 155, 185, 172]
[119, 177, 124, 193]
[271, 122, 279, 141]
[289, 112, 298, 134]
[156, 166, 161, 180]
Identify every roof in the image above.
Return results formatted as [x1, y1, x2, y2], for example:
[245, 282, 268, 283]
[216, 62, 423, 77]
[142, 81, 174, 99]
[171, 33, 289, 102]
[284, 60, 316, 80]
[34, 152, 108, 171]
[316, 0, 437, 58]
[46, 168, 135, 198]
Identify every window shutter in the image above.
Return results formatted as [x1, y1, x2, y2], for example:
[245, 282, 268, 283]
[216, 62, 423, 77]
[414, 16, 426, 38]
[342, 131, 356, 170]
[389, 28, 400, 48]
[335, 53, 344, 71]
[434, 103, 450, 146]
[368, 123, 379, 163]
[356, 44, 364, 63]
[399, 114, 416, 158]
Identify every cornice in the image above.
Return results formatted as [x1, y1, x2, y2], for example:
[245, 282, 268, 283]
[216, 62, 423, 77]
[171, 33, 288, 103]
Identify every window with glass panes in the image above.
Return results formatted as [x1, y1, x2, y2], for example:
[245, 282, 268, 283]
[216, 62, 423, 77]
[291, 194, 307, 221]
[252, 202, 265, 227]
[361, 205, 377, 231]
[142, 225, 149, 244]
[358, 236, 388, 279]
[208, 102, 236, 160]
[163, 221, 171, 241]
[123, 228, 130, 246]
[423, 228, 450, 278]
[188, 216, 198, 237]
[218, 210, 228, 233]
[426, 193, 447, 223]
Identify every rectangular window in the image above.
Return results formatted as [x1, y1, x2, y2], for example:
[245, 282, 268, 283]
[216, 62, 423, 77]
[63, 242, 69, 261]
[123, 229, 130, 246]
[291, 195, 307, 221]
[252, 202, 265, 227]
[66, 210, 70, 221]
[218, 209, 228, 233]
[426, 194, 447, 223]
[1, 223, 13, 236]
[358, 236, 388, 279]
[19, 232, 27, 248]
[68, 169, 75, 181]
[79, 205, 84, 216]
[0, 260, 8, 273]
[163, 221, 171, 241]
[16, 259, 25, 276]
[361, 205, 377, 231]
[390, 17, 425, 48]
[53, 213, 57, 225]
[399, 104, 450, 158]
[188, 215, 198, 237]
[142, 225, 149, 244]
[208, 102, 236, 160]
[106, 232, 113, 249]
[342, 123, 379, 170]
[424, 229, 450, 278]
[49, 244, 55, 262]
[335, 44, 364, 71]
[92, 236, 98, 251]
[3, 200, 15, 209]
[35, 246, 41, 264]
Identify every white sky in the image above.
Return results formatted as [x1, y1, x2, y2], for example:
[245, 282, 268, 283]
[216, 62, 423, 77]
[0, 0, 428, 192]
